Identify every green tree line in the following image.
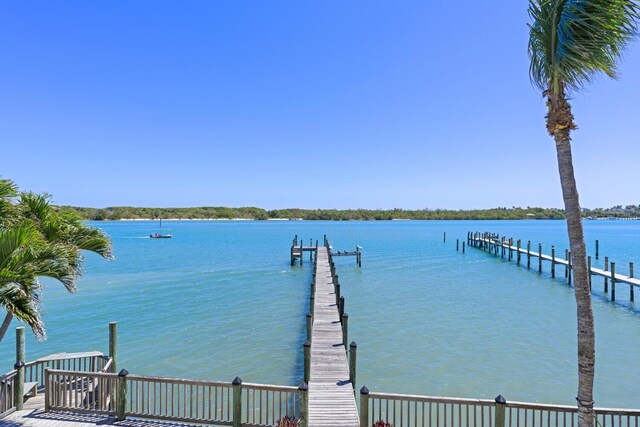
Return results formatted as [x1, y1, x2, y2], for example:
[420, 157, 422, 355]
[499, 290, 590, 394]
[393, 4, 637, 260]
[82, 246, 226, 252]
[56, 205, 640, 221]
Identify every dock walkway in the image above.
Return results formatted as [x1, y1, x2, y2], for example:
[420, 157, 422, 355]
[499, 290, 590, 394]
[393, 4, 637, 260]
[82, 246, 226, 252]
[308, 247, 359, 427]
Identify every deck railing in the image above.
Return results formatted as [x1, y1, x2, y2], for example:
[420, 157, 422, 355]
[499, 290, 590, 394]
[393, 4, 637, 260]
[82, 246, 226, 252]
[0, 351, 111, 418]
[361, 390, 640, 427]
[25, 351, 113, 390]
[45, 369, 116, 415]
[0, 370, 17, 417]
[45, 369, 303, 427]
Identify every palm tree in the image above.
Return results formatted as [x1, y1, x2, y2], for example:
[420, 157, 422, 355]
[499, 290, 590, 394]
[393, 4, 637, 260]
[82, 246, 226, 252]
[528, 1, 638, 425]
[0, 179, 113, 343]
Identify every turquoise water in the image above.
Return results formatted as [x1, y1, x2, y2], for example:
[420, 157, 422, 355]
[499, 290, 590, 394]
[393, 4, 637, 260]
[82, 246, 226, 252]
[1, 220, 639, 408]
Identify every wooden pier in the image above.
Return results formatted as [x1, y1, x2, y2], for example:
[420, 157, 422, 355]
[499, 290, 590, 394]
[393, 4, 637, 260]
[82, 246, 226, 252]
[291, 234, 362, 267]
[468, 231, 640, 302]
[306, 244, 359, 427]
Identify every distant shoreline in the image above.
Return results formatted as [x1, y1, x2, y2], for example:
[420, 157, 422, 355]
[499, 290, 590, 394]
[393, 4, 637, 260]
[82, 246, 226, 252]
[58, 205, 640, 222]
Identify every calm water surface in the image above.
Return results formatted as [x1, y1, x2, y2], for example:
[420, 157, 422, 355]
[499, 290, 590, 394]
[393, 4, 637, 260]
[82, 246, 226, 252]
[1, 220, 639, 408]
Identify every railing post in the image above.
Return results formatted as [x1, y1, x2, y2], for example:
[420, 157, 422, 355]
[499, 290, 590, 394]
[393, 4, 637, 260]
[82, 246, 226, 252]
[359, 386, 369, 427]
[109, 321, 117, 372]
[342, 313, 349, 347]
[306, 313, 313, 341]
[15, 326, 25, 411]
[494, 395, 506, 427]
[232, 376, 242, 427]
[349, 342, 357, 391]
[116, 369, 129, 421]
[298, 382, 308, 427]
[303, 340, 311, 384]
[44, 368, 50, 412]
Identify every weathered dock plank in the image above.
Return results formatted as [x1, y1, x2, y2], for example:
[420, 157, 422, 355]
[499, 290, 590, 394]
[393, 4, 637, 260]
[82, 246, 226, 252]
[308, 247, 359, 427]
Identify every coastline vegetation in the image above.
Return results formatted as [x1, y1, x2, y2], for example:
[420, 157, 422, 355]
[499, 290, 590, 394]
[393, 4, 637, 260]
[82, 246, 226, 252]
[57, 205, 640, 221]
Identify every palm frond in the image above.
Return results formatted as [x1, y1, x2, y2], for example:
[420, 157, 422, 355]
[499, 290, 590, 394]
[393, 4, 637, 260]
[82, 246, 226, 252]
[0, 283, 45, 340]
[528, 0, 639, 92]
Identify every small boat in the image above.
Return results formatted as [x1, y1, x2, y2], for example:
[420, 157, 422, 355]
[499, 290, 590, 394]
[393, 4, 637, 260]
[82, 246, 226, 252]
[150, 233, 173, 239]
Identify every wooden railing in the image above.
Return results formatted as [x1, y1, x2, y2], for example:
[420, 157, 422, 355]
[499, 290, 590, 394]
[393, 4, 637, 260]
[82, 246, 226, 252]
[360, 390, 640, 427]
[0, 370, 17, 417]
[0, 351, 111, 418]
[45, 369, 116, 415]
[45, 369, 303, 427]
[25, 351, 112, 390]
[242, 382, 300, 426]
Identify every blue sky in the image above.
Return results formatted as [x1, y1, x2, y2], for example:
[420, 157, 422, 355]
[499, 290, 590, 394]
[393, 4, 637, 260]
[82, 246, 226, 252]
[1, 1, 639, 210]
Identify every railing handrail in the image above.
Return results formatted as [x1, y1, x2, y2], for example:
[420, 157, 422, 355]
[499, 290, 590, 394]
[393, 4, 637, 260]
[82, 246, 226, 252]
[45, 369, 117, 379]
[33, 351, 105, 362]
[368, 391, 495, 406]
[127, 373, 232, 387]
[368, 390, 640, 418]
[243, 382, 298, 393]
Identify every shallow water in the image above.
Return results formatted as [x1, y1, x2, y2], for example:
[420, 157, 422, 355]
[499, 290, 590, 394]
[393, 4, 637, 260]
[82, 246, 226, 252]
[1, 220, 639, 408]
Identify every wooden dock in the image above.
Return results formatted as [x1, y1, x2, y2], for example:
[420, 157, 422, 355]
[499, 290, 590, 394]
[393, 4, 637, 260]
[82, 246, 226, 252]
[307, 246, 359, 427]
[468, 231, 640, 301]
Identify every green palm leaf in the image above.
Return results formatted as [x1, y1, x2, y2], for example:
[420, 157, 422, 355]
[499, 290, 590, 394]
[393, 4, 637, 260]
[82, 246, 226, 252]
[529, 0, 639, 92]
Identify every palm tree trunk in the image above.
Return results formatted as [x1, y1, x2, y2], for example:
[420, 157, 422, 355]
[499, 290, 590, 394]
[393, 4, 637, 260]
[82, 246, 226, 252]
[0, 312, 14, 344]
[553, 124, 595, 427]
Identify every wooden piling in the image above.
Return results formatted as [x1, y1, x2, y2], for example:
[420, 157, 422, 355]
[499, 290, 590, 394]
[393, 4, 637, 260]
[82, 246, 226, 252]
[116, 369, 129, 421]
[605, 257, 609, 292]
[611, 262, 616, 301]
[443, 232, 446, 242]
[456, 239, 459, 251]
[630, 262, 635, 301]
[508, 238, 513, 261]
[551, 246, 556, 278]
[359, 387, 370, 427]
[109, 321, 117, 372]
[538, 243, 542, 273]
[587, 255, 591, 291]
[564, 249, 569, 278]
[349, 342, 357, 391]
[596, 239, 599, 260]
[568, 251, 572, 285]
[310, 295, 315, 317]
[339, 296, 345, 320]
[306, 313, 313, 341]
[342, 313, 348, 346]
[232, 376, 242, 427]
[14, 327, 25, 411]
[495, 395, 506, 427]
[527, 241, 531, 269]
[298, 383, 308, 427]
[335, 282, 341, 306]
[462, 242, 465, 253]
[303, 340, 311, 383]
[517, 240, 521, 265]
